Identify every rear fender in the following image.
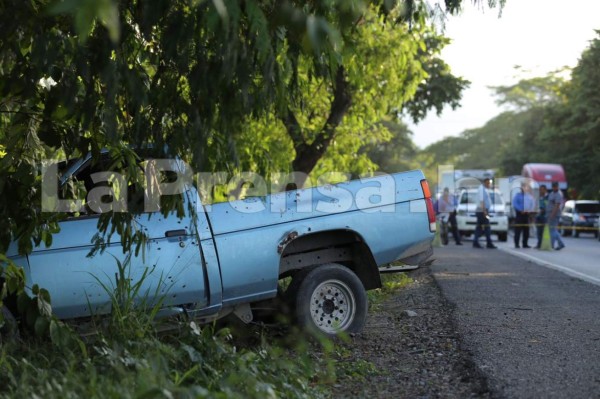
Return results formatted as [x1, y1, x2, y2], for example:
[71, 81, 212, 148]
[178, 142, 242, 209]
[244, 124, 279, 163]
[278, 229, 381, 290]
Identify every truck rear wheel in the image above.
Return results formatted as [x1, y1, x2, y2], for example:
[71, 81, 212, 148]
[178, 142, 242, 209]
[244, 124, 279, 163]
[291, 264, 367, 337]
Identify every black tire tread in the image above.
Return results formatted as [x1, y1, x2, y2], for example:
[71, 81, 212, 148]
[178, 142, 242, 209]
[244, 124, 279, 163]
[292, 263, 367, 337]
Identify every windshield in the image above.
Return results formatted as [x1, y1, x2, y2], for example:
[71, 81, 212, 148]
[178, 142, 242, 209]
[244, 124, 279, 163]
[460, 191, 504, 205]
[574, 203, 600, 213]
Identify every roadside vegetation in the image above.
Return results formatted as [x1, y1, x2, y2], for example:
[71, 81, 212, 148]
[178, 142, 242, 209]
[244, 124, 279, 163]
[1, 324, 326, 398]
[367, 272, 413, 310]
[0, 271, 411, 398]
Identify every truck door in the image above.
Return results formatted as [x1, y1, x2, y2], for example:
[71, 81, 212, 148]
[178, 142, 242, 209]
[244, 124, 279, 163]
[27, 156, 207, 319]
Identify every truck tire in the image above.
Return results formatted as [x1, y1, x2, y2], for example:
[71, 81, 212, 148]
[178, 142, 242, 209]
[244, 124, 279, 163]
[291, 264, 367, 337]
[498, 232, 508, 242]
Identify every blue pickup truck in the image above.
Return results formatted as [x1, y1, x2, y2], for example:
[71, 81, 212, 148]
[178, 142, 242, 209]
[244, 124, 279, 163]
[2, 156, 435, 337]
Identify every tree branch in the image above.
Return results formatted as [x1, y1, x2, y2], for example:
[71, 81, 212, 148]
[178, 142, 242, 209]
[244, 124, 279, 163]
[283, 107, 305, 152]
[290, 66, 352, 187]
[309, 66, 352, 153]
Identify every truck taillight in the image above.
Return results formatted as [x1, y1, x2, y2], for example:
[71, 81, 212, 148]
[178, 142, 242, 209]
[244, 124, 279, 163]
[421, 179, 436, 232]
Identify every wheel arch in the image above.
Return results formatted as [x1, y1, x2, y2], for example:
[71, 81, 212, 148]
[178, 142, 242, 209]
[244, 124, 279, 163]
[278, 229, 381, 290]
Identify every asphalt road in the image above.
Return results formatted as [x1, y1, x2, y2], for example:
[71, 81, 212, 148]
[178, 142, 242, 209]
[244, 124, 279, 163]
[431, 245, 600, 399]
[497, 234, 600, 285]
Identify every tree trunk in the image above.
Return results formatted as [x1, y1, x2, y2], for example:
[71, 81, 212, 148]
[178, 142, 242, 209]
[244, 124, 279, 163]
[283, 67, 352, 188]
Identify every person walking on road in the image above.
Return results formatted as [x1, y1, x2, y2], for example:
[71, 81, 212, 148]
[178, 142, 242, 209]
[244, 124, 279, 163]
[473, 178, 497, 249]
[547, 181, 565, 250]
[535, 184, 549, 249]
[438, 187, 462, 245]
[512, 182, 535, 248]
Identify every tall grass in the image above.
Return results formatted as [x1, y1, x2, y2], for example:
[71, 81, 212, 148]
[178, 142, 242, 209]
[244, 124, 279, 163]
[0, 324, 328, 398]
[1, 257, 411, 398]
[0, 256, 330, 398]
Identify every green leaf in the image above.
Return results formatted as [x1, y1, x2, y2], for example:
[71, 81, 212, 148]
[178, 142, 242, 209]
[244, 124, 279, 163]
[34, 316, 50, 336]
[5, 266, 25, 294]
[7, 278, 19, 295]
[49, 319, 62, 344]
[48, 0, 82, 15]
[96, 0, 120, 43]
[17, 292, 30, 314]
[49, 0, 120, 43]
[43, 230, 53, 247]
[37, 292, 53, 317]
[211, 0, 229, 23]
[26, 301, 38, 327]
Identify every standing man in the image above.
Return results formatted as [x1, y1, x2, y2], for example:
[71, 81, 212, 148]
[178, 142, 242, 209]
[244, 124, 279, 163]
[438, 187, 462, 245]
[512, 182, 535, 248]
[473, 178, 497, 249]
[547, 181, 565, 250]
[535, 184, 549, 249]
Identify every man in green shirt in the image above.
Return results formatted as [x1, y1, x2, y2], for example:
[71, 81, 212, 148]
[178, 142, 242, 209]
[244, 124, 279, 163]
[547, 182, 565, 250]
[535, 184, 548, 249]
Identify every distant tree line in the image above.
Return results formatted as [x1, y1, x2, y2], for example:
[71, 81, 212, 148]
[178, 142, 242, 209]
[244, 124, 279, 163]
[414, 31, 600, 199]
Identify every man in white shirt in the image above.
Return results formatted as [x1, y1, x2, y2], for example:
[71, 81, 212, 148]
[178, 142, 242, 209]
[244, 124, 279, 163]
[473, 178, 497, 249]
[512, 182, 536, 248]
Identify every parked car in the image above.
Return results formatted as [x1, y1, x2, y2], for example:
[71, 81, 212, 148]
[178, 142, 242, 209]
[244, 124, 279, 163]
[456, 188, 509, 242]
[1, 153, 436, 337]
[559, 200, 600, 238]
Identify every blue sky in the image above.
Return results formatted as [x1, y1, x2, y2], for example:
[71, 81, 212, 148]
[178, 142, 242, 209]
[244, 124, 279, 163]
[409, 0, 600, 148]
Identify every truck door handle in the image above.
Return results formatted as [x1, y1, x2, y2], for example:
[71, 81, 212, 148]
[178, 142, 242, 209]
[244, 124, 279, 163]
[165, 229, 187, 238]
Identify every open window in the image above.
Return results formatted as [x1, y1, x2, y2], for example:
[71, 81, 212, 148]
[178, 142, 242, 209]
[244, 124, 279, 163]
[57, 151, 187, 218]
[58, 152, 144, 217]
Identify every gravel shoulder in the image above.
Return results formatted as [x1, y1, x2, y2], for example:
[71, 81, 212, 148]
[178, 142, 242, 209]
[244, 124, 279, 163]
[328, 264, 490, 398]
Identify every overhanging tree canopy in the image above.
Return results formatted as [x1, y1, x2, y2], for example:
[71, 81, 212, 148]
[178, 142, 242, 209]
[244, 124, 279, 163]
[0, 0, 504, 253]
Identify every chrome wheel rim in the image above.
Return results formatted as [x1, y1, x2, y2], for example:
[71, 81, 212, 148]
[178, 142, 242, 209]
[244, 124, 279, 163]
[309, 279, 356, 333]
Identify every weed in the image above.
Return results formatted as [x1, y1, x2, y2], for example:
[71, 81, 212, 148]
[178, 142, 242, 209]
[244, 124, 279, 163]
[0, 254, 330, 398]
[368, 272, 412, 309]
[1, 254, 414, 398]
